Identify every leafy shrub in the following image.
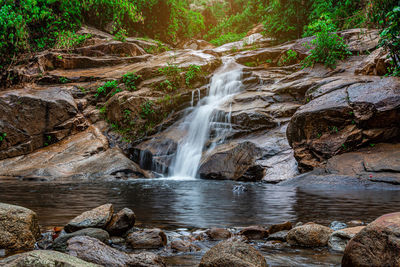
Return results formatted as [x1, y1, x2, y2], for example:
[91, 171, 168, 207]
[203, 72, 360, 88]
[0, 132, 6, 144]
[278, 49, 298, 66]
[140, 100, 155, 119]
[209, 32, 246, 47]
[122, 72, 141, 91]
[95, 80, 120, 98]
[379, 6, 400, 76]
[55, 31, 92, 49]
[157, 63, 182, 91]
[113, 28, 128, 42]
[185, 65, 202, 87]
[302, 17, 351, 69]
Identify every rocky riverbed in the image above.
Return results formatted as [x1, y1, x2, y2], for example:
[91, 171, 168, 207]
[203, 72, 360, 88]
[1, 202, 400, 266]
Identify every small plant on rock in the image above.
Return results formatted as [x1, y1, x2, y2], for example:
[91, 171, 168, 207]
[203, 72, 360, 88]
[185, 64, 202, 87]
[278, 49, 298, 66]
[140, 100, 155, 119]
[95, 80, 120, 98]
[122, 72, 141, 91]
[0, 132, 6, 144]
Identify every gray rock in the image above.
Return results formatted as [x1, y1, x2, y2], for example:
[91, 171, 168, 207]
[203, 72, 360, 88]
[127, 228, 167, 249]
[53, 228, 110, 252]
[205, 228, 232, 240]
[328, 226, 365, 252]
[267, 230, 289, 242]
[287, 223, 333, 247]
[65, 204, 114, 233]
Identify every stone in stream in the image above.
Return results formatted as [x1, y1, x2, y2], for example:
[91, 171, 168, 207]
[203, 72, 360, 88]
[170, 239, 200, 252]
[328, 226, 365, 252]
[267, 230, 289, 242]
[53, 228, 110, 252]
[199, 239, 267, 267]
[64, 204, 114, 233]
[239, 225, 269, 240]
[287, 223, 333, 247]
[0, 203, 41, 253]
[127, 228, 167, 249]
[342, 212, 400, 266]
[205, 228, 232, 240]
[67, 236, 165, 267]
[0, 250, 100, 267]
[106, 207, 136, 236]
[268, 221, 292, 234]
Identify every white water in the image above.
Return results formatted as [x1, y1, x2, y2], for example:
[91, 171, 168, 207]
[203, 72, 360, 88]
[169, 58, 243, 179]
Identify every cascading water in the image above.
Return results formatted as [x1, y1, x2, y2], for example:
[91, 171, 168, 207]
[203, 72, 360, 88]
[169, 58, 243, 178]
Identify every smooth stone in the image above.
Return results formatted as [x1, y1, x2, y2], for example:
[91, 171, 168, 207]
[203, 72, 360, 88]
[65, 204, 114, 233]
[205, 228, 232, 240]
[53, 228, 110, 252]
[106, 208, 136, 236]
[239, 225, 269, 240]
[328, 226, 365, 252]
[127, 228, 167, 249]
[287, 223, 333, 247]
[267, 230, 289, 242]
[268, 221, 292, 234]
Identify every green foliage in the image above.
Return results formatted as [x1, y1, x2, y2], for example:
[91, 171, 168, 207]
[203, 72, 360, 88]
[95, 80, 120, 98]
[140, 100, 155, 118]
[55, 31, 92, 49]
[302, 17, 351, 69]
[113, 28, 127, 42]
[209, 32, 246, 47]
[379, 6, 400, 76]
[185, 64, 202, 87]
[157, 62, 182, 92]
[278, 49, 298, 66]
[122, 72, 141, 91]
[59, 77, 70, 84]
[0, 132, 6, 143]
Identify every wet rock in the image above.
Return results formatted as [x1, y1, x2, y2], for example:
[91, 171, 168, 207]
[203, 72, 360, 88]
[170, 239, 200, 252]
[0, 86, 84, 160]
[53, 228, 110, 252]
[239, 225, 269, 240]
[0, 126, 148, 180]
[65, 204, 114, 233]
[346, 220, 364, 227]
[267, 230, 289, 242]
[206, 228, 232, 240]
[287, 223, 333, 247]
[339, 28, 379, 53]
[329, 221, 347, 231]
[67, 236, 165, 267]
[106, 208, 136, 236]
[355, 47, 389, 76]
[199, 239, 267, 267]
[0, 203, 41, 253]
[342, 212, 400, 266]
[268, 221, 292, 234]
[179, 39, 214, 50]
[0, 250, 100, 267]
[199, 142, 264, 181]
[328, 226, 365, 252]
[127, 228, 167, 249]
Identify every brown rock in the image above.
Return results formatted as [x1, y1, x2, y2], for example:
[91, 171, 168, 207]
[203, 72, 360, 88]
[199, 239, 267, 267]
[67, 236, 165, 267]
[239, 226, 269, 240]
[342, 212, 400, 267]
[268, 221, 292, 234]
[170, 239, 199, 252]
[53, 228, 110, 252]
[0, 203, 41, 253]
[287, 223, 333, 247]
[65, 204, 114, 233]
[346, 220, 364, 227]
[127, 228, 167, 249]
[106, 208, 136, 236]
[205, 228, 232, 240]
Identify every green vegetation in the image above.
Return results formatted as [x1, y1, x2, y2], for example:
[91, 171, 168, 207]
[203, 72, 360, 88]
[140, 100, 155, 119]
[95, 80, 120, 98]
[278, 49, 298, 66]
[122, 72, 141, 91]
[157, 63, 182, 92]
[55, 31, 92, 49]
[185, 64, 202, 87]
[0, 132, 6, 144]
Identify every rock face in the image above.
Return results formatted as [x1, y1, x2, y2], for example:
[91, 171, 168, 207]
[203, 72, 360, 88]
[287, 77, 400, 171]
[65, 204, 114, 233]
[53, 228, 110, 252]
[0, 203, 41, 252]
[199, 239, 267, 267]
[287, 223, 333, 247]
[0, 86, 84, 160]
[106, 208, 136, 236]
[328, 226, 365, 252]
[127, 228, 167, 249]
[0, 250, 100, 267]
[342, 212, 400, 267]
[67, 236, 165, 267]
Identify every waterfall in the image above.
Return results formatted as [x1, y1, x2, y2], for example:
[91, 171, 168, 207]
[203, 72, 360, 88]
[169, 58, 243, 178]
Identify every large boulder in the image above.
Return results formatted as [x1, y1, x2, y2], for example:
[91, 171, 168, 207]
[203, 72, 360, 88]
[0, 203, 41, 253]
[53, 228, 110, 252]
[106, 208, 136, 236]
[127, 228, 167, 249]
[342, 212, 400, 266]
[0, 86, 85, 160]
[287, 223, 333, 247]
[328, 226, 365, 252]
[65, 204, 114, 233]
[199, 239, 267, 267]
[287, 76, 400, 171]
[0, 250, 100, 267]
[67, 236, 165, 267]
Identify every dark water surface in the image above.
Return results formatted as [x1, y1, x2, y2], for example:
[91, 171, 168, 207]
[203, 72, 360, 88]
[1, 178, 399, 229]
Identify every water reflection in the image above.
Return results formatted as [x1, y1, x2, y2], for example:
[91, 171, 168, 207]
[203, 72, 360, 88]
[0, 179, 399, 228]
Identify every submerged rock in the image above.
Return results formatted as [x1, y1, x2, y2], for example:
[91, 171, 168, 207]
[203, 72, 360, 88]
[0, 250, 100, 267]
[127, 228, 167, 249]
[65, 204, 114, 233]
[199, 239, 267, 267]
[53, 228, 110, 252]
[328, 226, 365, 252]
[287, 223, 333, 247]
[0, 203, 41, 253]
[342, 212, 400, 266]
[106, 208, 136, 236]
[67, 236, 165, 267]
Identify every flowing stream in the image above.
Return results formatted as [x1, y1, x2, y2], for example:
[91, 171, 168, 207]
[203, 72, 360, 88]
[169, 58, 243, 178]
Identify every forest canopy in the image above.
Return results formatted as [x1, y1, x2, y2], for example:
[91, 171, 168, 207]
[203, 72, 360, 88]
[0, 0, 399, 74]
